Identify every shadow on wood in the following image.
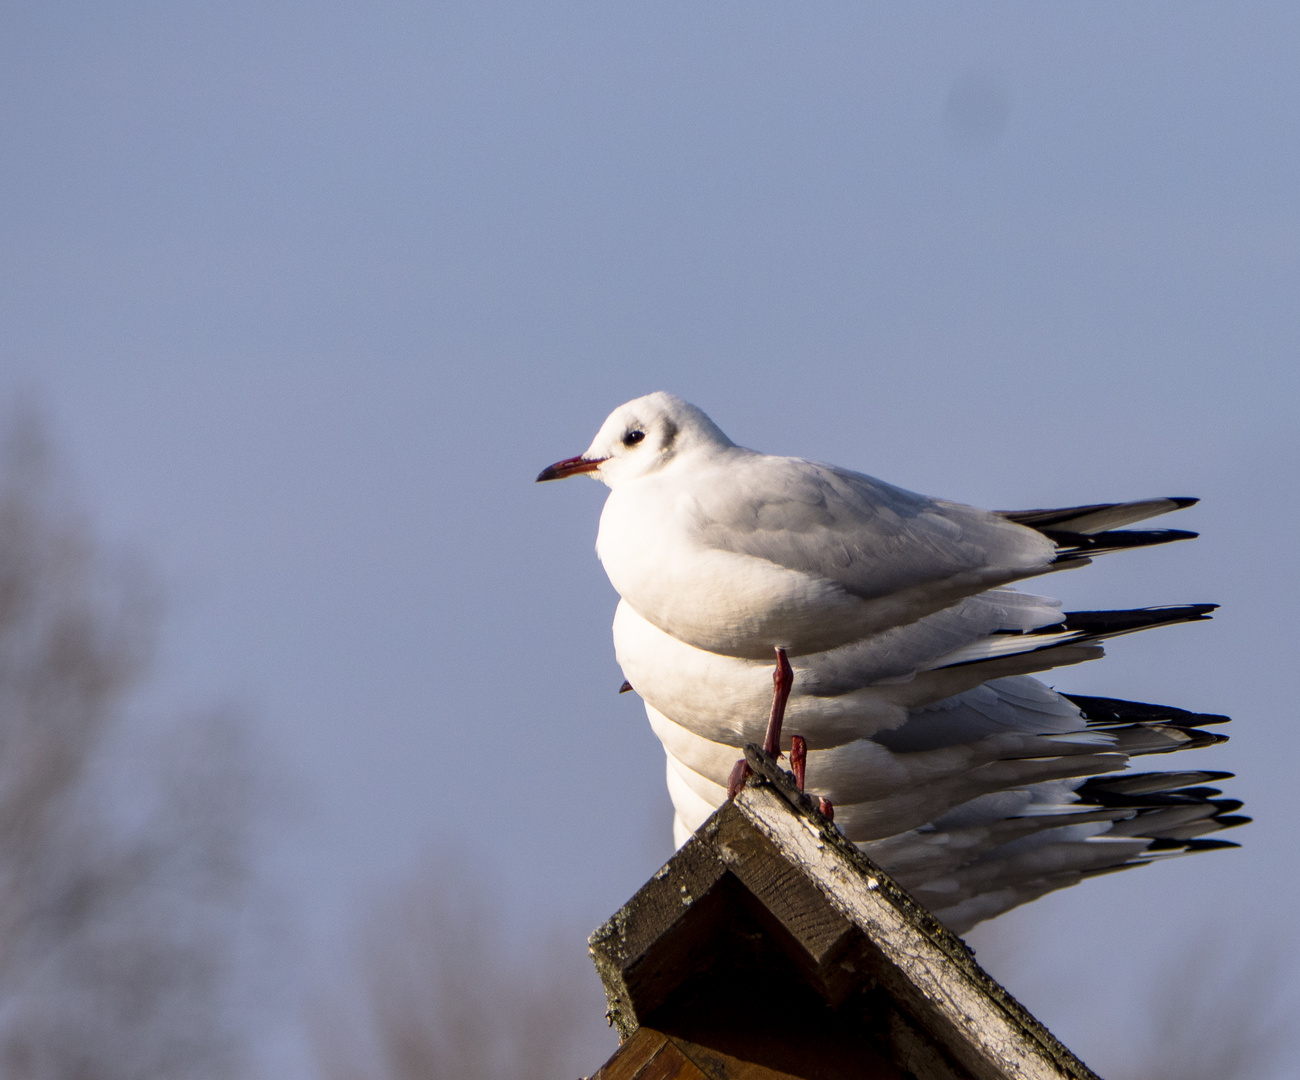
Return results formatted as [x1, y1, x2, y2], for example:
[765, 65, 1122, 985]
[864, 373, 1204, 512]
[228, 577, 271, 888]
[585, 747, 1101, 1080]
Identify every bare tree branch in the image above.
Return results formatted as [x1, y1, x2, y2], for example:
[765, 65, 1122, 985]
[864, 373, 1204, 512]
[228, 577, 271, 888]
[1114, 933, 1291, 1080]
[969, 912, 1295, 1080]
[0, 401, 262, 1080]
[316, 856, 614, 1080]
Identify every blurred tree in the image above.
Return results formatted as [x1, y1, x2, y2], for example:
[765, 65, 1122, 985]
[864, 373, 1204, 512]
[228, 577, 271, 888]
[315, 857, 615, 1080]
[0, 405, 259, 1080]
[1114, 933, 1289, 1080]
[970, 913, 1292, 1080]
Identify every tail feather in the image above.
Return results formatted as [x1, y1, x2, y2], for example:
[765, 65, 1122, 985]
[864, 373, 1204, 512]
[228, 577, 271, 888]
[1065, 694, 1231, 728]
[900, 781, 1242, 932]
[1059, 605, 1216, 635]
[999, 497, 1198, 534]
[1046, 528, 1199, 560]
[1079, 770, 1235, 797]
[1148, 837, 1240, 853]
[933, 604, 1215, 671]
[1107, 725, 1228, 756]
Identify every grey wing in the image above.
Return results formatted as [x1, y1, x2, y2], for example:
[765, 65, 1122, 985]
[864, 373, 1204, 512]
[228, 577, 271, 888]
[875, 676, 1087, 749]
[798, 589, 1064, 695]
[692, 455, 1056, 602]
[865, 773, 1243, 933]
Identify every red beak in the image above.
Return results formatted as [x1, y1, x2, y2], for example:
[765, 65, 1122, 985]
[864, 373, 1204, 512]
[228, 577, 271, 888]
[536, 455, 606, 482]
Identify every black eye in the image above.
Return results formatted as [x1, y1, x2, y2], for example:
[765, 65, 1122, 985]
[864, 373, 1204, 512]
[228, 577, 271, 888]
[622, 430, 645, 447]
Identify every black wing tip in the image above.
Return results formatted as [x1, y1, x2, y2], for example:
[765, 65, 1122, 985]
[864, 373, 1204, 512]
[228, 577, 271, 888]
[1047, 527, 1200, 559]
[1162, 711, 1231, 727]
[1185, 838, 1243, 852]
[1063, 694, 1232, 728]
[1059, 604, 1218, 635]
[1063, 603, 1219, 617]
[1079, 785, 1244, 810]
[999, 497, 1199, 531]
[1147, 837, 1242, 853]
[1078, 770, 1237, 797]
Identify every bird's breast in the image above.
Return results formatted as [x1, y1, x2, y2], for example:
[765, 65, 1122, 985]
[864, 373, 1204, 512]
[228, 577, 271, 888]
[597, 482, 874, 657]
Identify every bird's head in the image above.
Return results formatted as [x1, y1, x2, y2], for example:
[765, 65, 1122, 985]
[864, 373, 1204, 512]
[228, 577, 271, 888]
[536, 392, 734, 488]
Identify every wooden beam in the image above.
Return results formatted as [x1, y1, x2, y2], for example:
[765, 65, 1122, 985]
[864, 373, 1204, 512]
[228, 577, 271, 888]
[589, 748, 1101, 1080]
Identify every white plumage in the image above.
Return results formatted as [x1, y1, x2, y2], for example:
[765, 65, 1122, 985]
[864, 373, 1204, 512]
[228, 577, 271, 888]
[539, 392, 1243, 932]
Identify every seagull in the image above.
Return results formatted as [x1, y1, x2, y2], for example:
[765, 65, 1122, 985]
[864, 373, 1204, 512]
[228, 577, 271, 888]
[611, 593, 1215, 750]
[538, 392, 1196, 660]
[538, 393, 1244, 929]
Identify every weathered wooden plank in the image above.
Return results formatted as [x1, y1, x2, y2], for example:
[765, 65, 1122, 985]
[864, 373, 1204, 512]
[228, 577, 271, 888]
[591, 832, 732, 1038]
[665, 1031, 822, 1080]
[590, 1029, 715, 1080]
[732, 767, 1098, 1080]
[710, 809, 857, 970]
[587, 750, 1101, 1080]
[629, 1038, 709, 1080]
[592, 1026, 672, 1080]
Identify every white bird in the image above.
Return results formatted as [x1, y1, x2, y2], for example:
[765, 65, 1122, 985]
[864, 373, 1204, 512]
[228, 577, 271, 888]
[538, 393, 1242, 930]
[539, 392, 1195, 660]
[611, 593, 1214, 750]
[650, 681, 1225, 844]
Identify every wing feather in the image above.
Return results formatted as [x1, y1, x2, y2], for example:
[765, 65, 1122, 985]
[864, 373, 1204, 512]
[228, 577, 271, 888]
[691, 455, 1056, 603]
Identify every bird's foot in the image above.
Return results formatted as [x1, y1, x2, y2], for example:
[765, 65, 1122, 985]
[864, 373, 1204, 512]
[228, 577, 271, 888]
[790, 735, 807, 791]
[818, 797, 834, 821]
[727, 758, 751, 800]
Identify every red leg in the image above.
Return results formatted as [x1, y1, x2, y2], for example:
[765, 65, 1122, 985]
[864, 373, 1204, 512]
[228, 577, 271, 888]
[762, 647, 794, 758]
[727, 758, 751, 800]
[818, 797, 834, 821]
[789, 735, 807, 791]
[732, 648, 795, 801]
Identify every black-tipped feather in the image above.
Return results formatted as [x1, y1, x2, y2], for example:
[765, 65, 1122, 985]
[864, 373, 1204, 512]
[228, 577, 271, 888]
[1079, 787, 1225, 810]
[1045, 528, 1199, 560]
[999, 497, 1198, 534]
[1058, 605, 1216, 635]
[1079, 771, 1235, 797]
[936, 604, 1218, 674]
[1077, 779, 1240, 816]
[1125, 727, 1228, 752]
[1065, 694, 1231, 728]
[1148, 837, 1240, 853]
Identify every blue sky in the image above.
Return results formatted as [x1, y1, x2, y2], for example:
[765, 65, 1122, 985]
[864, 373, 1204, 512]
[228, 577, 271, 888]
[2, 3, 1297, 1075]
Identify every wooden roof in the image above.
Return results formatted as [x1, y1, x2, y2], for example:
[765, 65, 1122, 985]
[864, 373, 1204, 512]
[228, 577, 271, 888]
[586, 747, 1101, 1080]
